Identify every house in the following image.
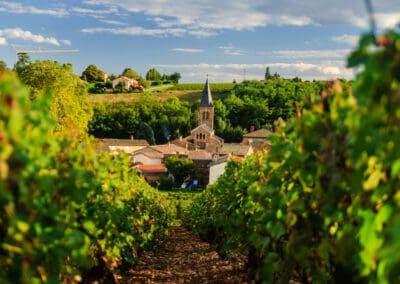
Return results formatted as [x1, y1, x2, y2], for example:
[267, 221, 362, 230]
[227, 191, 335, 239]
[242, 128, 274, 151]
[112, 76, 142, 91]
[132, 147, 164, 165]
[209, 156, 228, 184]
[135, 164, 167, 182]
[132, 143, 187, 165]
[221, 143, 254, 160]
[95, 138, 149, 154]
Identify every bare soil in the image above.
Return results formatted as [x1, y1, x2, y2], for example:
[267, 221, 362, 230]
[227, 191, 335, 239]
[119, 226, 251, 283]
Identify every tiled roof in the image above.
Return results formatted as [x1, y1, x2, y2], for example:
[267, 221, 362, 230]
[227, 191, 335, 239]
[191, 124, 214, 134]
[97, 138, 149, 147]
[151, 144, 187, 155]
[243, 129, 274, 139]
[136, 164, 167, 173]
[221, 144, 252, 157]
[95, 138, 149, 152]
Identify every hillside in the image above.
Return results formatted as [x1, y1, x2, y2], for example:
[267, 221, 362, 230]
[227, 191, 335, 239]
[89, 83, 235, 105]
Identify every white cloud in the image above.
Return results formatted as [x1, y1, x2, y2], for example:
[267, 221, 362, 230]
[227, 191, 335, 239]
[99, 19, 128, 26]
[82, 0, 400, 36]
[155, 62, 353, 82]
[81, 26, 211, 37]
[332, 34, 359, 46]
[0, 37, 7, 45]
[0, 1, 68, 17]
[272, 49, 351, 59]
[172, 48, 204, 53]
[70, 6, 119, 18]
[219, 45, 245, 56]
[0, 28, 61, 46]
[60, 39, 72, 46]
[375, 13, 400, 29]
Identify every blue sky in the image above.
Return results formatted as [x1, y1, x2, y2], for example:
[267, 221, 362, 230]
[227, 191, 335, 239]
[0, 0, 399, 82]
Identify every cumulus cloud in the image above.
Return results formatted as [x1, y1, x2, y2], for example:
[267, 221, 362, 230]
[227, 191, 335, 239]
[155, 62, 353, 82]
[81, 0, 400, 36]
[0, 28, 61, 46]
[172, 48, 205, 53]
[0, 37, 7, 45]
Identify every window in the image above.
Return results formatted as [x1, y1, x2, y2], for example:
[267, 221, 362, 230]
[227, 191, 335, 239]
[202, 111, 209, 120]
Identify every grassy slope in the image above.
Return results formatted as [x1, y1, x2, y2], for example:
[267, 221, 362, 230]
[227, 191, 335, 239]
[89, 89, 231, 104]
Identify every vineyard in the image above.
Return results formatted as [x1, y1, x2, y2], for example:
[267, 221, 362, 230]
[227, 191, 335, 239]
[2, 28, 400, 283]
[185, 31, 400, 283]
[0, 73, 173, 282]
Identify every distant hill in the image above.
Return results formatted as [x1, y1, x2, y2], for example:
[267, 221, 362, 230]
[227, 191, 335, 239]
[89, 83, 235, 105]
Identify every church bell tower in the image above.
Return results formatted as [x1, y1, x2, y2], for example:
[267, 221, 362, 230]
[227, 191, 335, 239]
[198, 78, 214, 129]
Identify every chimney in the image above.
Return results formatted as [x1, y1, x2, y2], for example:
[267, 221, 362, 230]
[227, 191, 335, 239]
[250, 125, 255, 133]
[179, 136, 183, 141]
[130, 134, 135, 141]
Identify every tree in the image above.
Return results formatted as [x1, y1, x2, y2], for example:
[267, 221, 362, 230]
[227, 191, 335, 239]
[164, 155, 195, 187]
[14, 53, 31, 75]
[122, 68, 140, 79]
[82, 64, 105, 83]
[169, 72, 181, 84]
[0, 60, 8, 72]
[19, 60, 92, 135]
[145, 68, 161, 81]
[264, 66, 272, 80]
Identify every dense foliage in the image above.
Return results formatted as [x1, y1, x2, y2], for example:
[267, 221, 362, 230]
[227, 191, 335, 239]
[0, 73, 172, 283]
[186, 31, 400, 283]
[164, 156, 195, 187]
[19, 60, 93, 135]
[89, 80, 323, 143]
[89, 96, 193, 144]
[82, 64, 106, 83]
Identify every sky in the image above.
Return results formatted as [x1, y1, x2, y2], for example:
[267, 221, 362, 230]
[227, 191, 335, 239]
[0, 0, 399, 82]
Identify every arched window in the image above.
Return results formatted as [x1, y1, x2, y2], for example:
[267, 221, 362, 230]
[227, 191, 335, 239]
[202, 111, 209, 121]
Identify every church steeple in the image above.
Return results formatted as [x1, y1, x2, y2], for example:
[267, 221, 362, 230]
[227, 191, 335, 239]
[200, 77, 213, 107]
[198, 77, 214, 129]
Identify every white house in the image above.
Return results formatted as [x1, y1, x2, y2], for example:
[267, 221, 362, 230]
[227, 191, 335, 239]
[112, 76, 142, 91]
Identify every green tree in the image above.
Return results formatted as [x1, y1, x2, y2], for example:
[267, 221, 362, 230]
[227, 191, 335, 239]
[13, 52, 31, 75]
[164, 155, 195, 186]
[169, 72, 181, 84]
[122, 67, 140, 79]
[20, 60, 92, 134]
[0, 60, 8, 72]
[146, 67, 161, 81]
[82, 64, 105, 83]
[264, 66, 272, 80]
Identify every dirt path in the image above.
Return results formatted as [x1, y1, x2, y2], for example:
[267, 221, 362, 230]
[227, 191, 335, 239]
[120, 226, 251, 283]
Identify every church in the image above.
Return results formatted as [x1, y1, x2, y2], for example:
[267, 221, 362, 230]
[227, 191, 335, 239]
[173, 78, 224, 153]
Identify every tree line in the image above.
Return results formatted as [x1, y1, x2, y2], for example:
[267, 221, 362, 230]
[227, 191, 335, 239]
[89, 79, 326, 143]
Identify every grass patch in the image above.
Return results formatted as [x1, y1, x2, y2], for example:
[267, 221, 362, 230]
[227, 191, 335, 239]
[89, 90, 231, 105]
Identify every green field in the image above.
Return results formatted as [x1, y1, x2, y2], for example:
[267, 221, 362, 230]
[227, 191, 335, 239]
[170, 82, 235, 92]
[89, 89, 231, 104]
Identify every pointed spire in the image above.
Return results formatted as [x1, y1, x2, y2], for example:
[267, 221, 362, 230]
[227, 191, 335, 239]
[200, 76, 213, 107]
